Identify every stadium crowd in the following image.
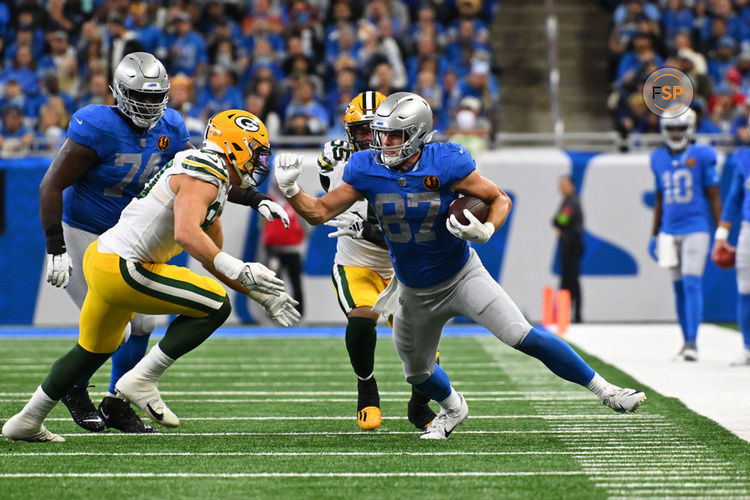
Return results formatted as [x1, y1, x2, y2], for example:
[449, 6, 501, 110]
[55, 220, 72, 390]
[0, 0, 500, 158]
[608, 0, 750, 144]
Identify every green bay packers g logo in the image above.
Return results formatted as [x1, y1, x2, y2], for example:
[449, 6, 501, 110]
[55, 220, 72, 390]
[235, 116, 260, 132]
[157, 136, 170, 151]
[423, 175, 440, 191]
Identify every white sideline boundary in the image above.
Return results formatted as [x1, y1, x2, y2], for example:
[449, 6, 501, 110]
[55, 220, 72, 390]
[564, 323, 750, 443]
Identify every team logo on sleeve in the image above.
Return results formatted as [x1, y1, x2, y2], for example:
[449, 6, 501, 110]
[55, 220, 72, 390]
[686, 157, 696, 168]
[423, 175, 440, 191]
[157, 136, 170, 151]
[234, 116, 260, 132]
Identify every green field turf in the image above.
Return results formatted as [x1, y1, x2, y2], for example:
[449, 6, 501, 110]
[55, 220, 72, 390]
[1, 332, 749, 499]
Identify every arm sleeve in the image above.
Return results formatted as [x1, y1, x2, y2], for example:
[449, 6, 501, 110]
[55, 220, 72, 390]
[230, 186, 271, 209]
[721, 158, 744, 222]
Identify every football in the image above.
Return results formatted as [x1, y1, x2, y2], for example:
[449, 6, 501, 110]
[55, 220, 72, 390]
[448, 196, 490, 225]
[713, 246, 736, 269]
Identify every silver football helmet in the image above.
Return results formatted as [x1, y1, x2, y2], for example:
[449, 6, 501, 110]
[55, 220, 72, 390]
[660, 108, 696, 152]
[111, 52, 170, 129]
[370, 92, 435, 167]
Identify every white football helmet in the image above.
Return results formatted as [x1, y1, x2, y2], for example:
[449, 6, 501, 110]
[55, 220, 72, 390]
[111, 52, 170, 129]
[660, 108, 696, 152]
[370, 92, 435, 167]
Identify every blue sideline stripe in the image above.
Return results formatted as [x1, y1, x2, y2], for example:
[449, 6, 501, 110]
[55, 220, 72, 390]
[0, 325, 495, 338]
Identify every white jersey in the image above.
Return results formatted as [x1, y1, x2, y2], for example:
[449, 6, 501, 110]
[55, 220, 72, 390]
[322, 146, 393, 278]
[99, 149, 230, 263]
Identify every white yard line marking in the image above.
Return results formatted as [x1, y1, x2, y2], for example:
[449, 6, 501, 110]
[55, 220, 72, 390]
[37, 415, 667, 422]
[1, 451, 574, 457]
[51, 430, 565, 437]
[0, 472, 587, 478]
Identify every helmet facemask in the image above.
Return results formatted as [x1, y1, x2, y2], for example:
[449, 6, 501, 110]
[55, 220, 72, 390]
[345, 121, 374, 151]
[222, 137, 271, 188]
[114, 83, 169, 129]
[664, 124, 690, 151]
[371, 122, 431, 167]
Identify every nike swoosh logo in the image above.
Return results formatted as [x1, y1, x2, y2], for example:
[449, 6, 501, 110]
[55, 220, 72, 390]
[82, 417, 103, 423]
[146, 403, 164, 420]
[75, 118, 83, 125]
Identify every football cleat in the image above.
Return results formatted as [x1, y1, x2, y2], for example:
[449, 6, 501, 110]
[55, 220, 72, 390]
[730, 348, 750, 367]
[98, 396, 157, 433]
[677, 342, 698, 362]
[357, 406, 382, 430]
[115, 371, 180, 427]
[601, 387, 646, 413]
[2, 413, 64, 443]
[420, 393, 469, 440]
[407, 396, 437, 430]
[356, 377, 381, 430]
[61, 386, 105, 432]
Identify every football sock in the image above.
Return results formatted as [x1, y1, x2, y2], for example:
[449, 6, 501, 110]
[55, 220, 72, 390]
[437, 388, 463, 412]
[410, 385, 431, 406]
[518, 327, 595, 386]
[586, 373, 613, 399]
[682, 275, 703, 344]
[41, 344, 111, 400]
[130, 344, 174, 382]
[738, 294, 750, 349]
[18, 386, 59, 424]
[672, 280, 688, 340]
[345, 316, 377, 379]
[414, 364, 452, 402]
[108, 334, 151, 394]
[357, 377, 379, 411]
[158, 296, 231, 359]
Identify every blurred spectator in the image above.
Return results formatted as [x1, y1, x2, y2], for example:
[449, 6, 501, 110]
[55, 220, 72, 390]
[284, 76, 329, 134]
[414, 70, 443, 115]
[674, 31, 707, 79]
[709, 83, 741, 132]
[208, 22, 246, 77]
[0, 79, 29, 121]
[661, 0, 694, 41]
[106, 13, 144, 82]
[45, 0, 87, 36]
[245, 92, 281, 138]
[444, 19, 490, 78]
[325, 23, 360, 66]
[405, 2, 446, 53]
[77, 73, 114, 107]
[708, 36, 737, 85]
[356, 20, 406, 90]
[325, 66, 359, 114]
[727, 50, 750, 94]
[370, 61, 404, 96]
[446, 96, 490, 157]
[692, 99, 722, 134]
[193, 65, 244, 121]
[1, 46, 39, 96]
[456, 58, 499, 128]
[38, 31, 79, 95]
[168, 74, 205, 145]
[0, 104, 34, 158]
[6, 11, 46, 62]
[128, 3, 164, 54]
[287, 0, 323, 57]
[448, 0, 489, 46]
[27, 72, 76, 124]
[169, 11, 208, 77]
[616, 31, 663, 84]
[730, 102, 750, 144]
[406, 36, 448, 88]
[34, 100, 69, 154]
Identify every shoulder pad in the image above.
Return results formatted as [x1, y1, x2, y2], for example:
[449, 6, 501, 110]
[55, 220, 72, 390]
[175, 149, 229, 186]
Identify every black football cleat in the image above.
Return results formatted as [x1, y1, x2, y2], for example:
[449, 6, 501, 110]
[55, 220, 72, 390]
[61, 386, 105, 432]
[98, 396, 158, 433]
[408, 396, 438, 430]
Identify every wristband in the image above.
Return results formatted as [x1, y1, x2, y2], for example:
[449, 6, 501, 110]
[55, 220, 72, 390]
[44, 223, 66, 254]
[715, 226, 729, 241]
[213, 251, 244, 280]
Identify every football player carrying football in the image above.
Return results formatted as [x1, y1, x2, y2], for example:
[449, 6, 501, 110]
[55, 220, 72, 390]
[275, 92, 646, 440]
[711, 124, 750, 366]
[2, 110, 299, 443]
[38, 52, 289, 433]
[648, 109, 722, 361]
[317, 91, 437, 431]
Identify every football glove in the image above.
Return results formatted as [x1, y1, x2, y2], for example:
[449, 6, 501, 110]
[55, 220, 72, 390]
[274, 153, 303, 197]
[251, 290, 301, 327]
[446, 209, 495, 244]
[257, 199, 290, 229]
[213, 252, 285, 295]
[46, 252, 72, 288]
[324, 212, 365, 239]
[648, 236, 658, 262]
[317, 140, 353, 174]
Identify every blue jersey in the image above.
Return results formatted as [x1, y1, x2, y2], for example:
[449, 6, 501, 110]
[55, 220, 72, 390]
[62, 105, 189, 234]
[721, 147, 750, 223]
[650, 144, 719, 234]
[342, 142, 476, 288]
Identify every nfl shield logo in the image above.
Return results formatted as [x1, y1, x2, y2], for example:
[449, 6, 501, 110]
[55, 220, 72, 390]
[398, 177, 406, 186]
[140, 138, 147, 147]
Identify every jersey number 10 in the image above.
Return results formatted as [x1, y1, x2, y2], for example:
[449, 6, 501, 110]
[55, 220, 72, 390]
[662, 170, 693, 204]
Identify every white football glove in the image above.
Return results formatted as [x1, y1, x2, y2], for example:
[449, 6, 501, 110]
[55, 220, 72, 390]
[214, 252, 285, 295]
[257, 199, 290, 229]
[317, 140, 353, 173]
[446, 209, 495, 244]
[324, 212, 364, 239]
[274, 153, 303, 197]
[46, 252, 72, 288]
[251, 290, 301, 327]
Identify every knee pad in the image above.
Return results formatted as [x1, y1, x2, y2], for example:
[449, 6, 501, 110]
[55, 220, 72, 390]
[130, 315, 156, 336]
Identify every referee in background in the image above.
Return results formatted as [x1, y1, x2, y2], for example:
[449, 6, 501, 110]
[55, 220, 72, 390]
[553, 176, 585, 324]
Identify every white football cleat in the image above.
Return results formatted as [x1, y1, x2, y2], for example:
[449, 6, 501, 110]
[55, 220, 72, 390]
[678, 342, 698, 362]
[2, 413, 65, 443]
[115, 371, 180, 428]
[420, 393, 469, 440]
[601, 386, 646, 413]
[730, 348, 750, 367]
